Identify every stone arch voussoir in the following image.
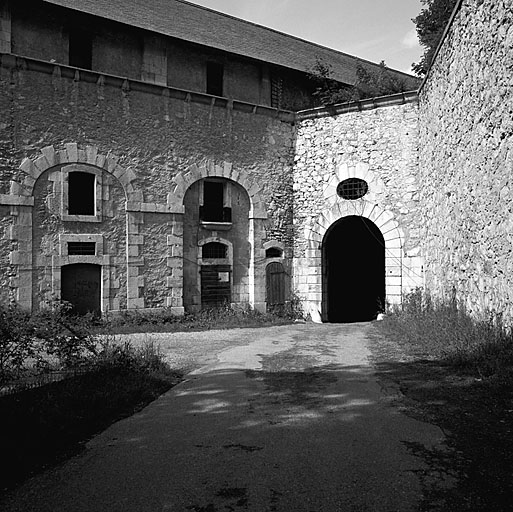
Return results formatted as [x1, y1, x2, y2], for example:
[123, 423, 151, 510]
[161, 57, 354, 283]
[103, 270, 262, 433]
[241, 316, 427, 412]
[16, 144, 139, 201]
[307, 202, 403, 251]
[170, 160, 267, 219]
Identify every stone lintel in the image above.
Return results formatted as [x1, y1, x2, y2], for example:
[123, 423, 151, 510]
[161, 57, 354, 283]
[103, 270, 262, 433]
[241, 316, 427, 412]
[0, 194, 34, 206]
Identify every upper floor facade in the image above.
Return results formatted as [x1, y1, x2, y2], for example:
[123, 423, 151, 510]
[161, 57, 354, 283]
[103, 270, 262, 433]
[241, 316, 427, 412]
[0, 0, 417, 112]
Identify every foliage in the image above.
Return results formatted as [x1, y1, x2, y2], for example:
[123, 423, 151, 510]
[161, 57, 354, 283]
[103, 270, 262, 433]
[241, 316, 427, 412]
[0, 305, 34, 383]
[412, 0, 458, 76]
[0, 302, 99, 384]
[381, 288, 513, 383]
[308, 58, 409, 106]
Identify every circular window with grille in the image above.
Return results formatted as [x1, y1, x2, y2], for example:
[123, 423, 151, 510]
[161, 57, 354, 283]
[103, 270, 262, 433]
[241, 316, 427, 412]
[336, 178, 369, 200]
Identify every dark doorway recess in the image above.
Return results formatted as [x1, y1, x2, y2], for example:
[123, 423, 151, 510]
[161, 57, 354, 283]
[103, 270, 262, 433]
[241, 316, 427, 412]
[61, 264, 101, 316]
[322, 216, 385, 323]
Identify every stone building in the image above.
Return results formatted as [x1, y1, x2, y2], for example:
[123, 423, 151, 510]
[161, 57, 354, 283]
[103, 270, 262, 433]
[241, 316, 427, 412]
[1, 0, 510, 324]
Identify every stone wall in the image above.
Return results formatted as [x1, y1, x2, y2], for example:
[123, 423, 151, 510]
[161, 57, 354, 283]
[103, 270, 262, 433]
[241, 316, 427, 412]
[0, 55, 295, 313]
[419, 0, 513, 321]
[293, 98, 422, 321]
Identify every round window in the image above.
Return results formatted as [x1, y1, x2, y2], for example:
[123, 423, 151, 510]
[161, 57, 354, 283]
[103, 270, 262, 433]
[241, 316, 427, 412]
[336, 178, 369, 200]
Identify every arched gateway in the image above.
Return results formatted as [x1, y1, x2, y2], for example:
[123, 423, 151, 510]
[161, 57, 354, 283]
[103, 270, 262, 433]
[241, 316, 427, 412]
[323, 216, 385, 322]
[300, 200, 404, 323]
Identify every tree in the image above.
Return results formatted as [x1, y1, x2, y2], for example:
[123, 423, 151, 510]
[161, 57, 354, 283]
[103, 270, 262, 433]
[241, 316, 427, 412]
[308, 58, 409, 106]
[412, 0, 458, 76]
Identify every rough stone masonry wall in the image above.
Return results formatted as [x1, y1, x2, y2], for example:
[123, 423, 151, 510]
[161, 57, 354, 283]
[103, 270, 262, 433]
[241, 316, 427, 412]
[419, 0, 513, 321]
[293, 101, 422, 319]
[0, 57, 295, 311]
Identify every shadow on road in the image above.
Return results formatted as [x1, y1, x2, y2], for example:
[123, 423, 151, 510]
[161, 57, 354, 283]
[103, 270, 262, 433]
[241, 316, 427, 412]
[1, 363, 449, 512]
[374, 359, 513, 512]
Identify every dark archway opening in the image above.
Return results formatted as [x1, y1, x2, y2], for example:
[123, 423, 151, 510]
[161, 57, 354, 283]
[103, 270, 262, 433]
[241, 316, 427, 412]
[323, 216, 385, 323]
[61, 264, 101, 316]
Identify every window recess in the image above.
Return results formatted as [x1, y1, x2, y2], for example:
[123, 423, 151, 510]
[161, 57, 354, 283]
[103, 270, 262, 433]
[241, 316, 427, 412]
[202, 242, 228, 259]
[69, 28, 93, 70]
[68, 172, 96, 216]
[206, 61, 224, 96]
[200, 180, 232, 223]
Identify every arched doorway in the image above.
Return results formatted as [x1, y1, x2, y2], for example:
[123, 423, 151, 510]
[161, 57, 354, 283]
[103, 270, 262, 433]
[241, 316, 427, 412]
[322, 216, 385, 322]
[61, 264, 101, 315]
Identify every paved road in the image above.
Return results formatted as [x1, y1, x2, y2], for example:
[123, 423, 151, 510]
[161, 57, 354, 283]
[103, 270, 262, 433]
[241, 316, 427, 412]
[1, 323, 453, 511]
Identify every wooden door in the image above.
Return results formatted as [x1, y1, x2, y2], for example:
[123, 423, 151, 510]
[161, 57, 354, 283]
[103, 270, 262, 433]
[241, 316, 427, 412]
[266, 262, 286, 311]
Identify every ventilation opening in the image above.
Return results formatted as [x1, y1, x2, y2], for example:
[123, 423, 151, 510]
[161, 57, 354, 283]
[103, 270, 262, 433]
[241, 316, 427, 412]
[266, 247, 283, 258]
[206, 62, 224, 96]
[68, 172, 95, 215]
[323, 216, 385, 323]
[69, 28, 93, 70]
[68, 242, 96, 256]
[337, 178, 369, 200]
[202, 242, 228, 259]
[200, 181, 231, 222]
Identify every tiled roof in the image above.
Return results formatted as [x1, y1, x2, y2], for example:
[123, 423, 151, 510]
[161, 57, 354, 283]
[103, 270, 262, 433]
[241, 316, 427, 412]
[42, 0, 417, 86]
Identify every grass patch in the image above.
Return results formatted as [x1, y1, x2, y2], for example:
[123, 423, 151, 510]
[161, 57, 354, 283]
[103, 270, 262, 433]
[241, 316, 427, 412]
[379, 288, 513, 384]
[0, 342, 183, 493]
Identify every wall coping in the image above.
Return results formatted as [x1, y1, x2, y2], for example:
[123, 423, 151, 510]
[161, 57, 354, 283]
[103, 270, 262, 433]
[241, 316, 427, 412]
[0, 52, 296, 123]
[296, 90, 419, 121]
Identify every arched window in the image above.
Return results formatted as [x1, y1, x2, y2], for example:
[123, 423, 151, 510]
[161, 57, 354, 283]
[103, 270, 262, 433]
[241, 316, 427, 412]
[266, 247, 283, 258]
[202, 242, 228, 259]
[68, 171, 95, 215]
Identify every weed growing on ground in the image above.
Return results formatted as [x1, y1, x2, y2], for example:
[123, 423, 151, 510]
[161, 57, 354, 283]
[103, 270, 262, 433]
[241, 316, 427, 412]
[379, 288, 513, 383]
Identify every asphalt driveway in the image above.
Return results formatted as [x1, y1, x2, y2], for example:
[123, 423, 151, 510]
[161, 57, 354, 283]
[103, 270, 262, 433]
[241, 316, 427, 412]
[1, 323, 454, 511]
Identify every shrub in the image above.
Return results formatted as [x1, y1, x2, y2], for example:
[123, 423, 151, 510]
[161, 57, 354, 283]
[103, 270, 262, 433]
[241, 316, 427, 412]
[0, 305, 34, 383]
[0, 302, 99, 385]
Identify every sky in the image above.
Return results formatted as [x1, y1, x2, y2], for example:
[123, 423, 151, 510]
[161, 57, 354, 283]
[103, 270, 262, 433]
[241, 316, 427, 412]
[186, 0, 424, 75]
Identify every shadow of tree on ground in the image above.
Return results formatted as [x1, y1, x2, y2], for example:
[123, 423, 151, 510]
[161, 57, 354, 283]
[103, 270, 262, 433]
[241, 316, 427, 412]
[373, 358, 513, 511]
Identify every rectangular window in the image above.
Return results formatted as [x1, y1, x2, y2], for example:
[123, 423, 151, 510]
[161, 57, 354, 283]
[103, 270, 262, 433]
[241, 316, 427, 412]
[68, 172, 95, 215]
[69, 28, 93, 69]
[68, 242, 96, 256]
[206, 61, 224, 96]
[200, 181, 231, 222]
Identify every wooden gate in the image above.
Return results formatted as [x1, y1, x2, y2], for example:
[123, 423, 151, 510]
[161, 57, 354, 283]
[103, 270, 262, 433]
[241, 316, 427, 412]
[200, 265, 231, 307]
[61, 264, 101, 315]
[266, 262, 286, 311]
